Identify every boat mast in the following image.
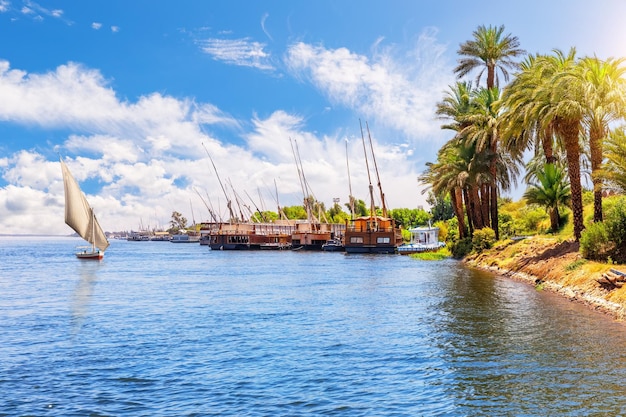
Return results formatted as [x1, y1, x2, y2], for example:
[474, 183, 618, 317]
[194, 188, 219, 223]
[345, 139, 355, 220]
[366, 121, 388, 218]
[290, 137, 314, 224]
[91, 207, 96, 253]
[273, 179, 289, 222]
[202, 143, 235, 223]
[227, 178, 247, 222]
[359, 119, 376, 220]
[189, 199, 196, 230]
[245, 189, 267, 222]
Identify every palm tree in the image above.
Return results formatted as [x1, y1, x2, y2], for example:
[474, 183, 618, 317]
[579, 56, 626, 222]
[499, 54, 559, 165]
[501, 48, 586, 240]
[455, 25, 525, 240]
[436, 81, 474, 131]
[524, 162, 571, 232]
[541, 48, 587, 240]
[455, 24, 526, 89]
[459, 86, 505, 237]
[431, 81, 475, 237]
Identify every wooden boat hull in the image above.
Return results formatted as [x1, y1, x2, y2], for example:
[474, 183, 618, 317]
[75, 250, 104, 260]
[321, 239, 345, 252]
[344, 245, 396, 254]
[209, 243, 260, 250]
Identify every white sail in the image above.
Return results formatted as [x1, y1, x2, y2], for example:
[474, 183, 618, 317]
[61, 159, 110, 252]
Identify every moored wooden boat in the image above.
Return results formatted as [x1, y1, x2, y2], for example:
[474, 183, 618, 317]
[208, 221, 295, 250]
[344, 215, 402, 254]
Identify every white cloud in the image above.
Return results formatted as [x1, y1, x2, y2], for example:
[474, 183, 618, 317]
[198, 37, 274, 71]
[92, 22, 102, 30]
[285, 28, 453, 145]
[19, 1, 70, 24]
[261, 13, 272, 41]
[111, 25, 119, 33]
[0, 1, 9, 13]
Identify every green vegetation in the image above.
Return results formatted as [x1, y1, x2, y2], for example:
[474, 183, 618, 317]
[409, 247, 451, 261]
[169, 211, 188, 233]
[472, 227, 496, 253]
[565, 258, 587, 272]
[419, 24, 626, 265]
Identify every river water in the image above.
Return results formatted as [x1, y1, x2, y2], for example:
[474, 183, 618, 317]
[1, 236, 626, 416]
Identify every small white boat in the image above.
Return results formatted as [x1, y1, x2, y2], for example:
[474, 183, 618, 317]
[60, 158, 110, 260]
[398, 225, 445, 255]
[321, 237, 344, 252]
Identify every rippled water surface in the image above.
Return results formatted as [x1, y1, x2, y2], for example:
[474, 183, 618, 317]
[2, 236, 626, 416]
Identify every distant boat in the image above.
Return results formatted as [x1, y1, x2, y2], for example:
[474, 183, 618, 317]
[127, 230, 150, 241]
[321, 237, 345, 252]
[150, 231, 171, 241]
[398, 225, 446, 255]
[60, 158, 110, 260]
[171, 233, 200, 243]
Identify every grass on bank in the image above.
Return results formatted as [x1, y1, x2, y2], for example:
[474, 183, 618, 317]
[409, 247, 451, 261]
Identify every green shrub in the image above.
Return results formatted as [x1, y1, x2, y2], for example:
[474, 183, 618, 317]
[472, 227, 496, 253]
[451, 237, 473, 259]
[605, 197, 626, 263]
[498, 212, 515, 239]
[444, 217, 459, 242]
[433, 220, 449, 242]
[580, 221, 610, 260]
[401, 228, 412, 243]
[518, 205, 549, 234]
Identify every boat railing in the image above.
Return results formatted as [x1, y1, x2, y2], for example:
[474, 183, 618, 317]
[346, 225, 396, 233]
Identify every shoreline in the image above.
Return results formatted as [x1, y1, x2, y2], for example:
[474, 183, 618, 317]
[463, 236, 626, 321]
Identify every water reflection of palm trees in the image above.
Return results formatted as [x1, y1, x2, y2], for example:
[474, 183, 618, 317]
[71, 261, 100, 335]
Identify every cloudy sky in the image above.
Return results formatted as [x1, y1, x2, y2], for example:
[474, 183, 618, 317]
[2, 0, 626, 235]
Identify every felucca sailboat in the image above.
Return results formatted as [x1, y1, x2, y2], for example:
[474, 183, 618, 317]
[60, 158, 110, 259]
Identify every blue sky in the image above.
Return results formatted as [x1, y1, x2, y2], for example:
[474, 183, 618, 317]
[2, 0, 626, 234]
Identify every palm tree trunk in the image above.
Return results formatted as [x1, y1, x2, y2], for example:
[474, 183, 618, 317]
[470, 185, 484, 229]
[487, 64, 495, 90]
[490, 134, 499, 239]
[452, 187, 467, 239]
[560, 119, 585, 240]
[550, 206, 560, 232]
[490, 181, 498, 238]
[463, 188, 474, 235]
[589, 126, 604, 223]
[541, 126, 556, 164]
[480, 183, 490, 229]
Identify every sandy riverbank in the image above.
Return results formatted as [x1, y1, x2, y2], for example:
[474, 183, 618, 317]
[463, 236, 626, 320]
